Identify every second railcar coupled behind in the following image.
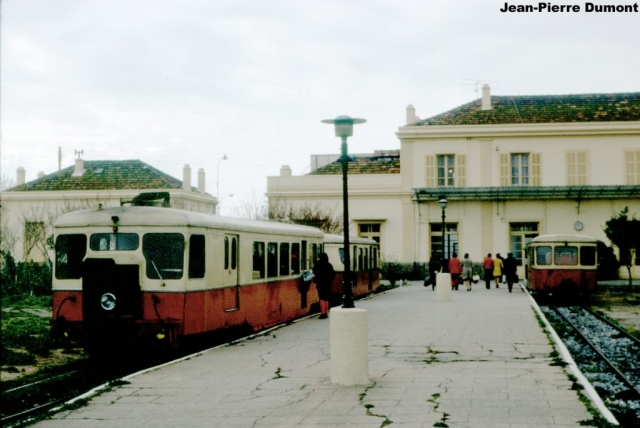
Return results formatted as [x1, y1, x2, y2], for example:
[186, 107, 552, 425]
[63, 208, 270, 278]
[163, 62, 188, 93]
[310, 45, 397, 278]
[323, 234, 380, 304]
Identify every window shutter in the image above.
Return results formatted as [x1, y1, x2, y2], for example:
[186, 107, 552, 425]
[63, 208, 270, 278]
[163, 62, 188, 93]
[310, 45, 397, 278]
[425, 155, 435, 187]
[567, 152, 576, 185]
[500, 154, 509, 186]
[456, 154, 466, 187]
[531, 153, 541, 186]
[577, 152, 587, 185]
[626, 151, 640, 185]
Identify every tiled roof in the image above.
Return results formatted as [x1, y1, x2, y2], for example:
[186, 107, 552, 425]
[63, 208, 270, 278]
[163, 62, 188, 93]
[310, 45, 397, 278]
[416, 92, 640, 125]
[310, 151, 400, 175]
[7, 160, 186, 192]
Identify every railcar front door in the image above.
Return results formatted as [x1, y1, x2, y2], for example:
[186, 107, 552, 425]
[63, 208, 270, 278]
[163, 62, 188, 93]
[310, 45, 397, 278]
[223, 234, 240, 311]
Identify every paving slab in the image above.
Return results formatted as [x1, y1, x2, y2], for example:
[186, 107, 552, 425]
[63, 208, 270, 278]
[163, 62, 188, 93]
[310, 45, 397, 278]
[33, 282, 599, 428]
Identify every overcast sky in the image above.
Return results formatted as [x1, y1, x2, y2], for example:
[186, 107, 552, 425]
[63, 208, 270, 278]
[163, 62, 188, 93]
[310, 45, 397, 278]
[2, 0, 639, 214]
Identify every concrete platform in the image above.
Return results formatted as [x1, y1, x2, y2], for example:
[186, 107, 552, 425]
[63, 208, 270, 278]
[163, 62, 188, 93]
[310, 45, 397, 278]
[34, 282, 601, 427]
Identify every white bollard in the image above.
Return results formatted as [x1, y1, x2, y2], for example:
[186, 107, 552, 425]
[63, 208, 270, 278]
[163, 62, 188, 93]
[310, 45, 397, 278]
[436, 272, 452, 302]
[330, 307, 369, 385]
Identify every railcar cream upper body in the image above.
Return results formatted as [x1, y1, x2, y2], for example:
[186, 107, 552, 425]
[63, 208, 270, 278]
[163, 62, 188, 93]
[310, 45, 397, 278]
[53, 206, 324, 293]
[527, 233, 598, 271]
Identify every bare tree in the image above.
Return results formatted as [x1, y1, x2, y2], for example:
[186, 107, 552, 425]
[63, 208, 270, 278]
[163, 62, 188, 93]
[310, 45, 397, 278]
[1, 175, 16, 191]
[231, 193, 269, 220]
[269, 199, 343, 234]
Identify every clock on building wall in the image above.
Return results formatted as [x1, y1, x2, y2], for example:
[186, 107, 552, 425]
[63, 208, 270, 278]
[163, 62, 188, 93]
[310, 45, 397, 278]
[574, 221, 584, 231]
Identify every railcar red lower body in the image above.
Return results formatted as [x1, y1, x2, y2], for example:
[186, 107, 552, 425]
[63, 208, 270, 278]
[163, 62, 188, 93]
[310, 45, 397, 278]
[527, 268, 597, 296]
[52, 278, 321, 349]
[330, 269, 380, 305]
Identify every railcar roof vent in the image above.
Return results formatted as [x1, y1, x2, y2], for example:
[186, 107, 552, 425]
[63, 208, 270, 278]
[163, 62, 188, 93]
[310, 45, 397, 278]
[121, 192, 171, 207]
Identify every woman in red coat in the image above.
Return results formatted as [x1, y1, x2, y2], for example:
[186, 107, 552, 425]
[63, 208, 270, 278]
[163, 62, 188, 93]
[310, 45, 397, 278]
[448, 253, 461, 290]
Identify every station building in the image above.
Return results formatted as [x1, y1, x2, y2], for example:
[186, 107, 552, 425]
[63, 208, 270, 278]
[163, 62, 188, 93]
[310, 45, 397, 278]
[267, 87, 640, 278]
[1, 158, 216, 263]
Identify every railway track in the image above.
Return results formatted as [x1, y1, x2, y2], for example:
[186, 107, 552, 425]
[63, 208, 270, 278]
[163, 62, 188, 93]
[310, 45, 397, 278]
[1, 365, 106, 426]
[541, 305, 640, 426]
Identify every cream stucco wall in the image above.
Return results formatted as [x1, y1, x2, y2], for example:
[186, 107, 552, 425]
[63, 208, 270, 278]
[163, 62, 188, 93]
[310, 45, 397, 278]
[267, 118, 640, 279]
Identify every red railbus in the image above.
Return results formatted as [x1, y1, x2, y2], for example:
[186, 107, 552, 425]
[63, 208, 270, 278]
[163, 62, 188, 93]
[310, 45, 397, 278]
[526, 234, 598, 301]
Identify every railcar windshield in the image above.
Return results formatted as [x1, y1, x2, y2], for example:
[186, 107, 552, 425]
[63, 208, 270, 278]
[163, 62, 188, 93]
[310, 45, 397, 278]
[536, 246, 552, 266]
[90, 233, 139, 251]
[55, 234, 87, 279]
[554, 246, 578, 266]
[143, 233, 184, 279]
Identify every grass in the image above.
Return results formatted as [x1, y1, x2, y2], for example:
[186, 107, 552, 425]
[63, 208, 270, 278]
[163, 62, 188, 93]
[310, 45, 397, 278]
[1, 294, 53, 365]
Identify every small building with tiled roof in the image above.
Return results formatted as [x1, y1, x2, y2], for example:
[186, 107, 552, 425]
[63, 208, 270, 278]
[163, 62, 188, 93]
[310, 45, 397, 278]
[1, 158, 216, 262]
[268, 87, 640, 279]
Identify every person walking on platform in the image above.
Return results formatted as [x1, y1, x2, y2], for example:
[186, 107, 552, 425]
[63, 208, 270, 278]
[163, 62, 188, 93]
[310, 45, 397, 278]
[427, 251, 441, 291]
[312, 253, 335, 319]
[493, 253, 503, 289]
[448, 253, 461, 290]
[461, 253, 475, 291]
[483, 253, 494, 289]
[503, 252, 518, 293]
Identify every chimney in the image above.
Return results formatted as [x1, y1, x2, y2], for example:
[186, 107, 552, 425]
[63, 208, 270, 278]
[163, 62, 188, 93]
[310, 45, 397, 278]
[72, 158, 84, 177]
[482, 84, 492, 110]
[280, 165, 292, 177]
[406, 104, 416, 124]
[183, 164, 191, 190]
[17, 167, 26, 185]
[37, 171, 45, 179]
[197, 168, 205, 193]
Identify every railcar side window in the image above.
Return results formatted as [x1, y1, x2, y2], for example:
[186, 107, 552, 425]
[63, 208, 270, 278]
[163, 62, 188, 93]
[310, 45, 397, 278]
[143, 233, 184, 279]
[364, 249, 368, 270]
[358, 248, 363, 271]
[253, 242, 265, 279]
[580, 246, 597, 266]
[55, 234, 87, 279]
[301, 241, 307, 271]
[231, 237, 238, 270]
[188, 235, 205, 279]
[267, 242, 278, 278]
[554, 246, 578, 266]
[536, 246, 552, 266]
[224, 237, 229, 270]
[291, 243, 300, 274]
[280, 243, 290, 276]
[90, 233, 139, 251]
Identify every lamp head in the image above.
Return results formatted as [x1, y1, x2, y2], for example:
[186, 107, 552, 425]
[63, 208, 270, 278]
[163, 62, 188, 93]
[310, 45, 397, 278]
[322, 115, 366, 138]
[439, 198, 448, 210]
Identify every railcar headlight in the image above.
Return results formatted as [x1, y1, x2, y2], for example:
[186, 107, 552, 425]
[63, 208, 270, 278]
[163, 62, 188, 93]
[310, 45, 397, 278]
[100, 293, 117, 310]
[156, 330, 166, 340]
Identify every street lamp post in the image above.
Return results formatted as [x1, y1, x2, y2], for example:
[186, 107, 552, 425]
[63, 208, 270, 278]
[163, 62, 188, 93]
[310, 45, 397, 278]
[439, 197, 448, 266]
[322, 115, 366, 309]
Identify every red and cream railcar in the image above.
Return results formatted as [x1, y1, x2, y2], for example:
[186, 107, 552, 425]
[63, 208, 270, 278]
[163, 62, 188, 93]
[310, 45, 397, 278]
[51, 195, 324, 350]
[526, 234, 598, 300]
[323, 234, 380, 304]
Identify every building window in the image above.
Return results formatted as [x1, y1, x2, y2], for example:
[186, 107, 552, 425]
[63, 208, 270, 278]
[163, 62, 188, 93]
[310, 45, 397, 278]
[625, 150, 640, 185]
[509, 222, 538, 266]
[426, 154, 466, 187]
[358, 223, 381, 244]
[430, 223, 459, 261]
[501, 153, 540, 186]
[437, 155, 455, 187]
[567, 151, 588, 185]
[511, 154, 529, 185]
